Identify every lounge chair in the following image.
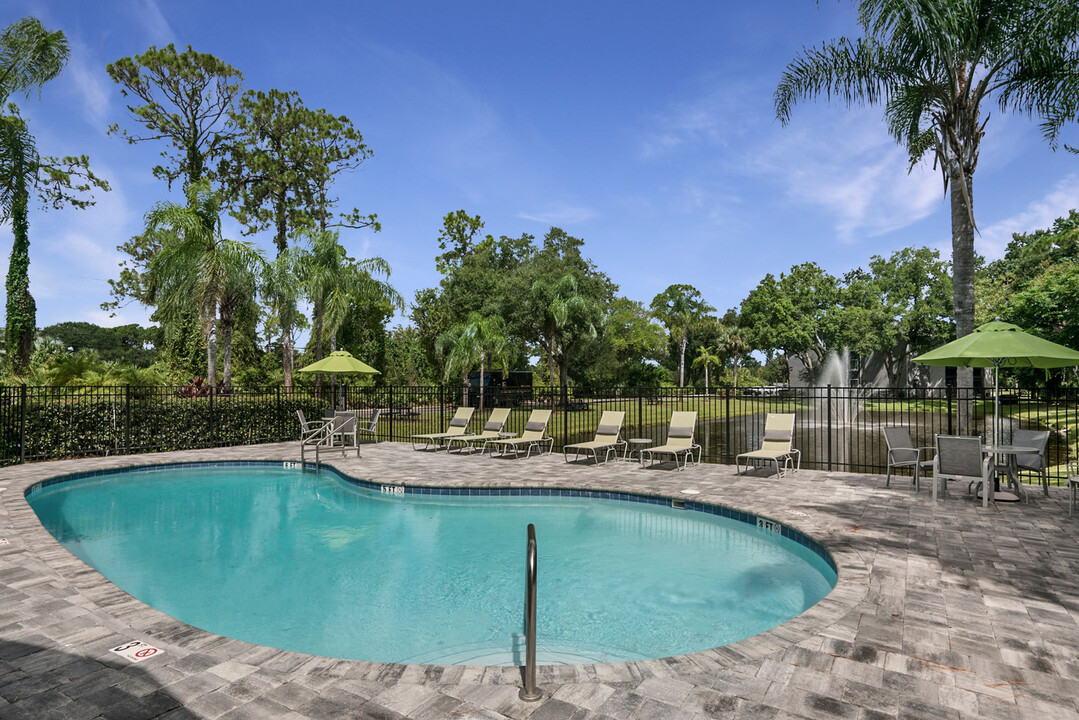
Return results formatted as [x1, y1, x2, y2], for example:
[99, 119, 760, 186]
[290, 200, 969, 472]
[356, 409, 380, 443]
[643, 411, 701, 470]
[882, 426, 934, 490]
[411, 407, 475, 450]
[563, 411, 627, 464]
[933, 435, 996, 507]
[487, 409, 554, 459]
[446, 408, 512, 453]
[735, 413, 799, 477]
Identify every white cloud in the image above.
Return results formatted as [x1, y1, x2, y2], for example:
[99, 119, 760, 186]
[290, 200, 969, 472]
[755, 110, 943, 242]
[977, 174, 1079, 260]
[132, 0, 177, 46]
[66, 42, 110, 126]
[517, 204, 597, 226]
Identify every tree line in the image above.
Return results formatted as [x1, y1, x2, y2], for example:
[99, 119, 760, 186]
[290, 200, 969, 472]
[3, 4, 1079, 391]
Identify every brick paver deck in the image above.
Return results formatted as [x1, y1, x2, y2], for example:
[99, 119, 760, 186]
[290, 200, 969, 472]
[2, 441, 1078, 719]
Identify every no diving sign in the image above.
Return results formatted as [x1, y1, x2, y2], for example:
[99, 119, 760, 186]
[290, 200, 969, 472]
[110, 640, 163, 662]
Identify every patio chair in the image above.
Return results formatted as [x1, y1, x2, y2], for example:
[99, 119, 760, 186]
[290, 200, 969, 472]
[933, 435, 996, 507]
[411, 407, 475, 450]
[446, 407, 512, 453]
[487, 409, 554, 459]
[735, 413, 799, 477]
[356, 408, 381, 444]
[329, 411, 359, 454]
[296, 409, 327, 436]
[563, 411, 627, 464]
[643, 411, 701, 470]
[882, 426, 935, 490]
[1009, 428, 1050, 496]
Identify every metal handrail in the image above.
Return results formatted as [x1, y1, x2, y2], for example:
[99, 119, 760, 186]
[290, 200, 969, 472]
[519, 523, 541, 701]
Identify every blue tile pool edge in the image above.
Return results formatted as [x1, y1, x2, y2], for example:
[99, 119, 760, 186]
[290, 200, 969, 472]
[25, 458, 837, 575]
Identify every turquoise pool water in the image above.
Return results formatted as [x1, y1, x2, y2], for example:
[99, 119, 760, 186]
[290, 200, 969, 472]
[27, 464, 836, 665]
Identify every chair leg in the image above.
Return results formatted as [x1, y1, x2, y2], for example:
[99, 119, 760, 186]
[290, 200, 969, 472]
[886, 466, 892, 487]
[912, 464, 919, 491]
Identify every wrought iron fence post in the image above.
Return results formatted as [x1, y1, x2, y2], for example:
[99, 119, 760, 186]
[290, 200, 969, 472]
[947, 387, 954, 435]
[826, 384, 833, 471]
[276, 386, 282, 441]
[125, 385, 131, 454]
[725, 389, 731, 464]
[19, 384, 26, 464]
[208, 386, 215, 448]
[637, 387, 643, 438]
[388, 385, 394, 442]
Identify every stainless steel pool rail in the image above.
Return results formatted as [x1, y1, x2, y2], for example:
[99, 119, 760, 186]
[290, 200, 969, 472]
[520, 523, 541, 701]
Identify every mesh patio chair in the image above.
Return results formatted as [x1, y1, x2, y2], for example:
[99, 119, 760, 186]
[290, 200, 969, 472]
[356, 408, 380, 444]
[1009, 428, 1050, 497]
[933, 435, 996, 507]
[882, 426, 935, 490]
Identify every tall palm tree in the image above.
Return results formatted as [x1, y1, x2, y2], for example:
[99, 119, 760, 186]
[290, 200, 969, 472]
[260, 247, 305, 390]
[531, 274, 599, 388]
[776, 0, 1079, 410]
[1, 18, 107, 373]
[146, 180, 264, 388]
[300, 228, 399, 390]
[692, 346, 723, 395]
[650, 284, 715, 388]
[438, 312, 510, 415]
[716, 325, 751, 391]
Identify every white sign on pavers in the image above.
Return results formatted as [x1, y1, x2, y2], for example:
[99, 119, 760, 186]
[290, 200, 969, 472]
[110, 640, 163, 662]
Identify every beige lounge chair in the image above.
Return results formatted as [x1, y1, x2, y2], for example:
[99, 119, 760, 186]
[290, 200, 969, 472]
[487, 409, 554, 459]
[411, 407, 475, 450]
[563, 411, 626, 464]
[446, 408, 512, 453]
[736, 413, 799, 477]
[643, 411, 701, 470]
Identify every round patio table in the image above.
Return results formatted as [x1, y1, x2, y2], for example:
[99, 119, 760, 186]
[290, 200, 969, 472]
[982, 444, 1037, 503]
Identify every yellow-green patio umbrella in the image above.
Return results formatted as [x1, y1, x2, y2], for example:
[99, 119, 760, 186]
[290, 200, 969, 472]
[297, 350, 379, 409]
[296, 350, 380, 376]
[913, 320, 1079, 444]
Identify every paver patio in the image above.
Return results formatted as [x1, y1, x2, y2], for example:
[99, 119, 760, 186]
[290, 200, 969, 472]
[1, 440, 1078, 719]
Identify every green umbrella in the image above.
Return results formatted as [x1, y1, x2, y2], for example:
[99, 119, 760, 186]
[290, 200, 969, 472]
[296, 350, 380, 376]
[913, 320, 1079, 445]
[297, 350, 380, 410]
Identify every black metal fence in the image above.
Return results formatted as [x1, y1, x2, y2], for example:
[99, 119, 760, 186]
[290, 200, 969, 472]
[2, 383, 1076, 483]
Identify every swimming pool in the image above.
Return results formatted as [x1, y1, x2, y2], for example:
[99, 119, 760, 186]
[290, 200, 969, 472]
[27, 462, 836, 665]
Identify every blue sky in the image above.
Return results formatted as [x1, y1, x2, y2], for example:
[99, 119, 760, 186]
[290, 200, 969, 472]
[6, 0, 1079, 337]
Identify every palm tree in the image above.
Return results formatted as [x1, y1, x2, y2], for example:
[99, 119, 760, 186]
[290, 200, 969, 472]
[1, 18, 107, 373]
[300, 229, 399, 390]
[776, 0, 1079, 412]
[692, 345, 723, 395]
[650, 284, 715, 388]
[716, 325, 751, 391]
[438, 312, 510, 415]
[260, 248, 305, 390]
[145, 180, 264, 388]
[531, 274, 600, 388]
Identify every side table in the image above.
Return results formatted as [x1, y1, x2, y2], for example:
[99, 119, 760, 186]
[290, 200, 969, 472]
[627, 438, 652, 466]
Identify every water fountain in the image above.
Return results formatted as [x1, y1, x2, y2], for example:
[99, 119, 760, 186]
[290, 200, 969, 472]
[815, 350, 866, 469]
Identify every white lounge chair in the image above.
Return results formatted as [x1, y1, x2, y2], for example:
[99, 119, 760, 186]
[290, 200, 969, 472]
[411, 407, 475, 450]
[736, 413, 799, 477]
[446, 408, 512, 453]
[643, 411, 701, 470]
[563, 411, 626, 464]
[487, 409, 554, 459]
